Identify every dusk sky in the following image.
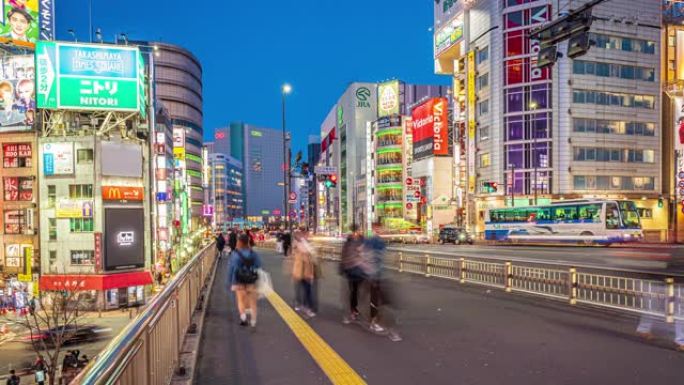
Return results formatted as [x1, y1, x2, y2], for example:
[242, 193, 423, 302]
[57, 0, 447, 153]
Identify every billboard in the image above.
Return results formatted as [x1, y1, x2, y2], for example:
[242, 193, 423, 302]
[435, 16, 464, 56]
[0, 54, 35, 132]
[102, 186, 144, 202]
[378, 80, 400, 117]
[411, 98, 449, 160]
[0, 1, 56, 47]
[36, 42, 144, 113]
[56, 199, 93, 218]
[42, 142, 73, 175]
[101, 141, 142, 177]
[104, 208, 145, 271]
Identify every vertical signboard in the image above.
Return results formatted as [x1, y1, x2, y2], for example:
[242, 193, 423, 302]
[0, 1, 55, 47]
[36, 42, 143, 112]
[378, 80, 400, 117]
[94, 232, 102, 272]
[467, 50, 476, 194]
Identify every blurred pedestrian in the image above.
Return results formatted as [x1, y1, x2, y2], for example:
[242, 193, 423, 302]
[340, 225, 365, 323]
[6, 369, 19, 385]
[282, 231, 292, 256]
[216, 232, 226, 259]
[362, 235, 401, 341]
[635, 280, 684, 351]
[229, 234, 262, 327]
[228, 229, 238, 252]
[245, 229, 256, 248]
[292, 231, 318, 317]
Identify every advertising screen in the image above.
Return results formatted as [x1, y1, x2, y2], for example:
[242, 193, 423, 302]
[378, 80, 400, 117]
[412, 97, 449, 160]
[435, 16, 464, 56]
[0, 0, 56, 48]
[101, 140, 142, 177]
[104, 208, 145, 271]
[0, 55, 35, 132]
[36, 42, 144, 113]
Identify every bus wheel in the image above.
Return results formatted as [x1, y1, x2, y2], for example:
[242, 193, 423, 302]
[580, 231, 594, 246]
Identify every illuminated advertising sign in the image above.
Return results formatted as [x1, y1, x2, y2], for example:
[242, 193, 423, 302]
[467, 50, 476, 194]
[378, 80, 400, 117]
[675, 97, 684, 173]
[0, 0, 55, 48]
[411, 97, 449, 160]
[173, 128, 185, 147]
[36, 42, 144, 112]
[104, 208, 145, 271]
[2, 142, 31, 166]
[664, 0, 684, 23]
[56, 199, 94, 218]
[435, 16, 463, 56]
[102, 186, 144, 201]
[42, 142, 73, 175]
[0, 55, 35, 132]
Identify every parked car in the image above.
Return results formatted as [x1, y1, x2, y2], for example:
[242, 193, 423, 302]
[438, 227, 473, 245]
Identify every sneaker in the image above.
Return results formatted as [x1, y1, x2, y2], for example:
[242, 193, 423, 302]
[239, 319, 248, 326]
[304, 309, 316, 318]
[250, 320, 257, 328]
[388, 331, 403, 342]
[294, 306, 301, 312]
[369, 322, 386, 334]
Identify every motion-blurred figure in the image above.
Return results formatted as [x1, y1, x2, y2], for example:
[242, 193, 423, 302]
[292, 231, 319, 317]
[340, 226, 365, 323]
[635, 281, 684, 351]
[362, 234, 402, 341]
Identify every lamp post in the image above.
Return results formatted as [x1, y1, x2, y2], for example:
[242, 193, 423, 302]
[509, 163, 515, 207]
[282, 83, 292, 233]
[529, 101, 538, 205]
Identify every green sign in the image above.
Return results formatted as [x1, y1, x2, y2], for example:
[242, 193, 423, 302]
[435, 18, 464, 55]
[261, 210, 270, 215]
[337, 105, 343, 128]
[36, 41, 145, 114]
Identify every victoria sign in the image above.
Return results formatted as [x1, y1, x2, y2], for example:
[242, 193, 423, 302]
[411, 97, 449, 160]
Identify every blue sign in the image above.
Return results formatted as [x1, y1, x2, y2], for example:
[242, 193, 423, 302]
[156, 192, 168, 202]
[43, 153, 54, 176]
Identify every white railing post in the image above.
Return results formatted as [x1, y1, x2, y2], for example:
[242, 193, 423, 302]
[505, 262, 512, 293]
[666, 277, 675, 323]
[399, 252, 404, 272]
[459, 258, 466, 283]
[569, 267, 577, 305]
[425, 254, 431, 277]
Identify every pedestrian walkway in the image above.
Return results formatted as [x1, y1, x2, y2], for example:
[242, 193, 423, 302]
[195, 249, 684, 385]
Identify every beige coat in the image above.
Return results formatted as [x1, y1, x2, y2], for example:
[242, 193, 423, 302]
[292, 240, 316, 281]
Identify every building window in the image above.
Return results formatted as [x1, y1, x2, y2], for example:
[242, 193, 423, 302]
[590, 33, 656, 54]
[77, 149, 94, 164]
[70, 250, 94, 265]
[48, 218, 57, 240]
[47, 185, 56, 208]
[478, 126, 490, 141]
[4, 209, 26, 234]
[638, 208, 653, 219]
[3, 177, 33, 201]
[476, 73, 489, 91]
[477, 46, 489, 64]
[69, 218, 94, 233]
[69, 184, 93, 199]
[2, 143, 32, 168]
[573, 147, 655, 163]
[573, 118, 655, 136]
[479, 153, 491, 168]
[573, 175, 654, 191]
[477, 99, 489, 117]
[572, 90, 655, 109]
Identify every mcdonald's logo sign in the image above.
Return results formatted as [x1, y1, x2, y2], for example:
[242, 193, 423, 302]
[102, 186, 144, 201]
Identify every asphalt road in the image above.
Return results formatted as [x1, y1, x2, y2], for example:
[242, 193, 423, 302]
[0, 310, 133, 376]
[196, 249, 684, 385]
[384, 243, 684, 273]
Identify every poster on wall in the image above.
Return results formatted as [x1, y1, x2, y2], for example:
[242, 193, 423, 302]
[2, 143, 31, 167]
[104, 208, 145, 271]
[0, 55, 35, 132]
[42, 142, 74, 175]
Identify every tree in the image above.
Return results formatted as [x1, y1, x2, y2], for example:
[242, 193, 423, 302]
[5, 281, 88, 385]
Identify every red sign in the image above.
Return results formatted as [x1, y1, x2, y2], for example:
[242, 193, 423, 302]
[102, 186, 144, 201]
[215, 132, 226, 139]
[406, 203, 413, 210]
[272, 209, 282, 216]
[2, 143, 31, 158]
[94, 233, 102, 272]
[411, 97, 449, 159]
[40, 272, 153, 291]
[414, 190, 421, 198]
[406, 177, 413, 186]
[421, 197, 428, 204]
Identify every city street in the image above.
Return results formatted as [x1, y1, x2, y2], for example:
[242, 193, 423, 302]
[0, 310, 133, 375]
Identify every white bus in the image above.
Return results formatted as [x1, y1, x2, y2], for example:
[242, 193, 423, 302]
[484, 199, 643, 246]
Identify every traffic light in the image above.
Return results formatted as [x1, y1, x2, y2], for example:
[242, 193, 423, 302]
[483, 181, 498, 193]
[324, 174, 338, 188]
[658, 197, 664, 208]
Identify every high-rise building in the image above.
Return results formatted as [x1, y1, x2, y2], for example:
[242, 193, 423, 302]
[143, 42, 204, 231]
[306, 136, 321, 230]
[434, 0, 664, 239]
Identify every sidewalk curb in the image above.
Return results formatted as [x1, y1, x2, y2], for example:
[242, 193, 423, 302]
[170, 252, 221, 385]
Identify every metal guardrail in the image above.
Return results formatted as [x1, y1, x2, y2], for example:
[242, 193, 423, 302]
[72, 241, 217, 385]
[312, 244, 684, 323]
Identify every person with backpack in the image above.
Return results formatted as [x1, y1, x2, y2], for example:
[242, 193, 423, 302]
[6, 370, 20, 385]
[228, 234, 262, 327]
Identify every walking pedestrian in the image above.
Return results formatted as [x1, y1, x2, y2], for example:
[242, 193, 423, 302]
[6, 370, 20, 385]
[229, 234, 262, 327]
[228, 229, 238, 253]
[282, 231, 292, 256]
[292, 231, 318, 317]
[340, 226, 366, 323]
[216, 232, 226, 259]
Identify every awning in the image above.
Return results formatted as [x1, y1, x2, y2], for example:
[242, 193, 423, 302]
[40, 272, 153, 291]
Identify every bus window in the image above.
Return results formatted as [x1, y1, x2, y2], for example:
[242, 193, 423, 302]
[552, 206, 578, 222]
[618, 201, 641, 229]
[606, 202, 620, 229]
[578, 204, 601, 223]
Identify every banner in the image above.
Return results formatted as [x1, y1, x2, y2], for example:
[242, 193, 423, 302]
[42, 142, 74, 175]
[378, 80, 400, 117]
[56, 199, 93, 218]
[412, 97, 449, 160]
[467, 50, 476, 194]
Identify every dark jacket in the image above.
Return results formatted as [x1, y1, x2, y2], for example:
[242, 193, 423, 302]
[228, 232, 238, 250]
[216, 234, 226, 251]
[340, 235, 365, 278]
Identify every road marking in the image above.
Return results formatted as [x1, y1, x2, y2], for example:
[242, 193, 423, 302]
[266, 290, 366, 385]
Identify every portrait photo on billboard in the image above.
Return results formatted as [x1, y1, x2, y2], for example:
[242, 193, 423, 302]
[0, 3, 39, 46]
[104, 208, 145, 271]
[0, 54, 35, 132]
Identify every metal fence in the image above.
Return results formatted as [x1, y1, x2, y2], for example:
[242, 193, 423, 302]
[72, 242, 217, 385]
[313, 244, 684, 323]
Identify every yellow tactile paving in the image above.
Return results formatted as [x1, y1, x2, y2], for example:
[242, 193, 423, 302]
[266, 290, 367, 385]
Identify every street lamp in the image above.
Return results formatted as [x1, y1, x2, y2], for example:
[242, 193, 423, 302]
[529, 101, 538, 205]
[282, 83, 292, 233]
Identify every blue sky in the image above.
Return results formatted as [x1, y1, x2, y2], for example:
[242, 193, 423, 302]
[57, 0, 447, 153]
